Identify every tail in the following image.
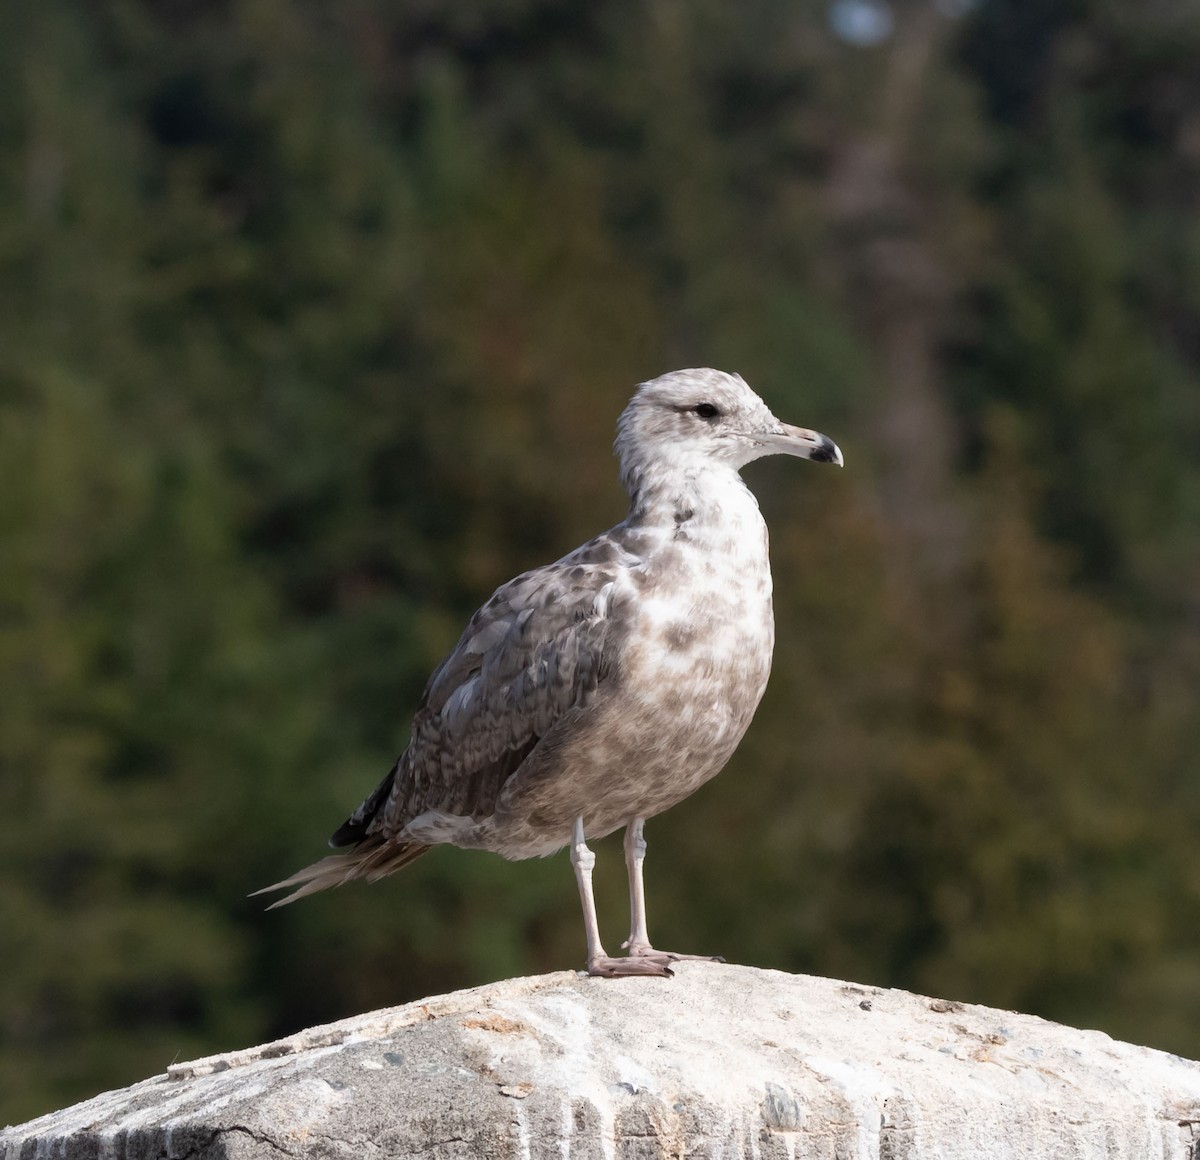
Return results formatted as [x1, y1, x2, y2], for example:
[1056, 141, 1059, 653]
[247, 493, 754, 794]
[251, 837, 429, 909]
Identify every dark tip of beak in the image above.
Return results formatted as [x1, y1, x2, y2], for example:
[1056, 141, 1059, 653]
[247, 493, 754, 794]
[809, 435, 844, 466]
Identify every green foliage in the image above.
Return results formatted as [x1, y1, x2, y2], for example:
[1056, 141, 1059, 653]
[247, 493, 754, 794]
[3, 0, 1200, 1125]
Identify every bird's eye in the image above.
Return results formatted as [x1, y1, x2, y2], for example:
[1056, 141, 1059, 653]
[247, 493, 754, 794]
[693, 403, 720, 420]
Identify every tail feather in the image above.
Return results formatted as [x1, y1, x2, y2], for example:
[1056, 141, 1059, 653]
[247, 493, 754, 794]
[252, 838, 429, 909]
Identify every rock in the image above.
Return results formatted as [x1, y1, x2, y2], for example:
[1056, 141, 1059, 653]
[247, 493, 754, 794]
[4, 964, 1199, 1158]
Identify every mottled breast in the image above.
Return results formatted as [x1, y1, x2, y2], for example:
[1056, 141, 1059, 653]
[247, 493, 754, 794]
[612, 513, 776, 807]
[492, 489, 777, 847]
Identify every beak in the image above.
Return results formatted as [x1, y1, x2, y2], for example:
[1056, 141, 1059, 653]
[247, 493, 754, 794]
[755, 423, 844, 466]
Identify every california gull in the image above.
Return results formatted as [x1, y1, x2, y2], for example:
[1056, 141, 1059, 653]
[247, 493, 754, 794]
[256, 368, 843, 977]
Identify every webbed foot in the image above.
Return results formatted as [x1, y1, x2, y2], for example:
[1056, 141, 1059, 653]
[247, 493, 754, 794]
[586, 953, 674, 978]
[623, 941, 726, 968]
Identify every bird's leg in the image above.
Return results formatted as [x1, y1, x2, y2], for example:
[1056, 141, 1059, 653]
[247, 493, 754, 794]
[570, 817, 607, 966]
[619, 817, 726, 968]
[570, 817, 671, 978]
[622, 817, 652, 952]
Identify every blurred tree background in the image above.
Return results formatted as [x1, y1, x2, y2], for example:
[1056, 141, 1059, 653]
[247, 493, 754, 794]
[4, 0, 1200, 1125]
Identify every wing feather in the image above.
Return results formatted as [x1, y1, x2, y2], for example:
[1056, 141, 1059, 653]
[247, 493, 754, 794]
[331, 534, 631, 847]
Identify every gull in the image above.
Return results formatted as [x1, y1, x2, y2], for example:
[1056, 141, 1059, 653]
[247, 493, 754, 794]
[255, 368, 843, 977]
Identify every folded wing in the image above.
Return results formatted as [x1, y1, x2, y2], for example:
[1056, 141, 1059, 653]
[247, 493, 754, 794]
[332, 546, 625, 848]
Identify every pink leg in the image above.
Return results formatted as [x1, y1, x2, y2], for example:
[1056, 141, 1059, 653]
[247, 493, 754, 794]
[570, 817, 671, 978]
[620, 817, 725, 968]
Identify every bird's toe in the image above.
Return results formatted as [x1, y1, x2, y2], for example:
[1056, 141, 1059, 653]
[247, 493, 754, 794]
[628, 946, 726, 966]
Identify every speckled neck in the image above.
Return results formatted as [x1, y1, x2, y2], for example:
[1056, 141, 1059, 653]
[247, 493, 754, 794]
[625, 464, 762, 533]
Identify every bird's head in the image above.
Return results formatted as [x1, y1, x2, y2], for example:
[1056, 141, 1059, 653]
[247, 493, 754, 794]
[614, 368, 842, 498]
